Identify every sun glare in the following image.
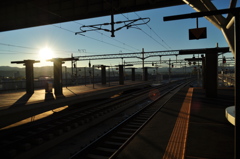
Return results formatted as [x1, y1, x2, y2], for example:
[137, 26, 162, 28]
[39, 47, 54, 61]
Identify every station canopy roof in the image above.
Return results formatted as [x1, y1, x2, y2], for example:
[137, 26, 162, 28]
[0, 0, 185, 32]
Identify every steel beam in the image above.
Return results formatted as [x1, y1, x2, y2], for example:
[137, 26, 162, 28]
[0, 0, 185, 32]
[164, 7, 240, 21]
[179, 47, 229, 54]
[234, 13, 240, 159]
[77, 47, 229, 61]
[182, 0, 236, 57]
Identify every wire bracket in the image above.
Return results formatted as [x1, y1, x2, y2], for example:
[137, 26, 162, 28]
[75, 17, 150, 37]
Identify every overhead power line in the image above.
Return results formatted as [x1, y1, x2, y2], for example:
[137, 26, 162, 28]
[0, 42, 84, 55]
[0, 49, 35, 54]
[0, 43, 37, 50]
[102, 0, 170, 50]
[52, 24, 135, 52]
[30, 3, 141, 53]
[73, 21, 140, 51]
[120, 13, 169, 50]
[18, 1, 170, 53]
[134, 12, 172, 49]
[75, 17, 150, 38]
[0, 27, 137, 56]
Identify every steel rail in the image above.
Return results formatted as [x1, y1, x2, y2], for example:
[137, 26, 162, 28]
[69, 79, 193, 159]
[0, 81, 173, 158]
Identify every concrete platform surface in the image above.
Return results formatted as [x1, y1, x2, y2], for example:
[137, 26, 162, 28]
[116, 87, 234, 159]
[0, 81, 148, 110]
[0, 81, 150, 129]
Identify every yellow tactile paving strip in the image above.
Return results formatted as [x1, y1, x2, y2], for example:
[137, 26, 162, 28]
[162, 88, 193, 159]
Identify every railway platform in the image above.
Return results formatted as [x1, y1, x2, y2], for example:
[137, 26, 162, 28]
[0, 81, 150, 129]
[116, 87, 235, 159]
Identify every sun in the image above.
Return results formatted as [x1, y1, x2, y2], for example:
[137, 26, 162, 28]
[39, 47, 54, 61]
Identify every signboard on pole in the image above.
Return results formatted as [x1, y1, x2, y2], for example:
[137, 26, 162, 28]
[189, 27, 207, 40]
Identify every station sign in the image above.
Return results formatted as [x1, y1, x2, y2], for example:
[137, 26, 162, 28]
[189, 27, 207, 40]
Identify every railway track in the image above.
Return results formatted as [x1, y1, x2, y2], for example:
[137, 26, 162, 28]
[69, 79, 193, 159]
[0, 79, 193, 159]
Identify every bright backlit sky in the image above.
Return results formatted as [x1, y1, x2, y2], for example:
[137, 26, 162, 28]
[0, 1, 238, 68]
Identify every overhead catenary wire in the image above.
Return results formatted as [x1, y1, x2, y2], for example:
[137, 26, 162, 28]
[0, 40, 134, 55]
[134, 12, 172, 50]
[0, 49, 73, 55]
[1, 2, 167, 55]
[0, 43, 37, 50]
[103, 0, 170, 50]
[120, 13, 169, 50]
[52, 24, 135, 52]
[73, 21, 140, 52]
[0, 50, 36, 54]
[28, 2, 140, 53]
[0, 23, 137, 55]
[0, 42, 81, 55]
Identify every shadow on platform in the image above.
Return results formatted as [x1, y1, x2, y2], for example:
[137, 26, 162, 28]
[45, 92, 55, 102]
[56, 93, 66, 99]
[9, 93, 33, 109]
[45, 92, 66, 101]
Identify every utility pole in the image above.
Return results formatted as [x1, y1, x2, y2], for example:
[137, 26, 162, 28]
[84, 67, 86, 86]
[65, 66, 67, 87]
[169, 58, 171, 83]
[142, 48, 145, 81]
[71, 53, 73, 78]
[75, 61, 78, 85]
[89, 60, 91, 84]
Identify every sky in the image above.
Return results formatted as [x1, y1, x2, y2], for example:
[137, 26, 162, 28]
[0, 1, 238, 68]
